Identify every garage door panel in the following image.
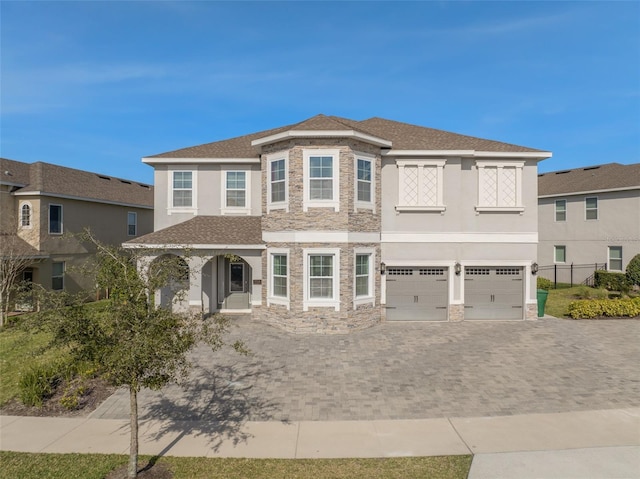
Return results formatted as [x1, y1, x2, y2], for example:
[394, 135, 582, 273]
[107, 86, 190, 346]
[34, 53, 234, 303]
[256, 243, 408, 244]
[464, 267, 524, 320]
[386, 267, 448, 321]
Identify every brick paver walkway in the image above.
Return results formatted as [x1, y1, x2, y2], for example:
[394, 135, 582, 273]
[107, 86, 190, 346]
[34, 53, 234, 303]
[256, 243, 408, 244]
[92, 317, 640, 422]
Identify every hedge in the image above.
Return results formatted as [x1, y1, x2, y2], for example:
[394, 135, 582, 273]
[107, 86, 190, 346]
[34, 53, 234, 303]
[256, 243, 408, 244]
[594, 270, 629, 291]
[567, 297, 640, 319]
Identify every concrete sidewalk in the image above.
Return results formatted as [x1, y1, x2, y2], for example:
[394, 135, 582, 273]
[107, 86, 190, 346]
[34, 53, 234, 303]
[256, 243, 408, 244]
[2, 408, 639, 477]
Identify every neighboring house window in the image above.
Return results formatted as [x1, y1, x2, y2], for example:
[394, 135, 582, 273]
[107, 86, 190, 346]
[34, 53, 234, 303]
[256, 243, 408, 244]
[127, 212, 137, 236]
[554, 245, 566, 263]
[585, 197, 598, 220]
[172, 171, 193, 208]
[303, 149, 340, 211]
[49, 204, 63, 234]
[475, 161, 524, 212]
[20, 203, 32, 228]
[52, 262, 64, 290]
[303, 248, 340, 310]
[396, 159, 445, 212]
[222, 169, 251, 214]
[609, 246, 623, 271]
[555, 200, 566, 221]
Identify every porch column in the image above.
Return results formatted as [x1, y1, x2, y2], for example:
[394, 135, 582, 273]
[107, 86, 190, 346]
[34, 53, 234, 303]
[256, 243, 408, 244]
[243, 254, 263, 306]
[187, 256, 206, 312]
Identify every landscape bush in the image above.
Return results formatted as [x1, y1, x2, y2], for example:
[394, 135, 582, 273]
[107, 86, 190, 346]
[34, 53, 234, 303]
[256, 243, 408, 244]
[574, 286, 608, 300]
[626, 254, 640, 287]
[594, 270, 629, 292]
[567, 297, 640, 319]
[537, 277, 553, 290]
[18, 363, 60, 407]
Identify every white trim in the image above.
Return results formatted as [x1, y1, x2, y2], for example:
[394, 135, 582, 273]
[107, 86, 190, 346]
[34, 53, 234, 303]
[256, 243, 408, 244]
[12, 191, 153, 209]
[219, 308, 252, 313]
[251, 130, 392, 148]
[221, 167, 251, 215]
[303, 248, 340, 311]
[263, 231, 380, 243]
[19, 201, 33, 229]
[353, 248, 375, 308]
[554, 199, 567, 222]
[475, 160, 524, 212]
[303, 149, 340, 212]
[475, 206, 525, 213]
[396, 159, 446, 211]
[123, 243, 266, 250]
[554, 245, 567, 264]
[458, 261, 534, 308]
[381, 261, 456, 307]
[354, 152, 375, 211]
[607, 245, 623, 272]
[266, 152, 289, 213]
[267, 248, 290, 309]
[380, 232, 538, 243]
[585, 195, 598, 221]
[168, 168, 198, 215]
[538, 185, 639, 198]
[383, 150, 551, 160]
[143, 157, 259, 165]
[396, 206, 446, 212]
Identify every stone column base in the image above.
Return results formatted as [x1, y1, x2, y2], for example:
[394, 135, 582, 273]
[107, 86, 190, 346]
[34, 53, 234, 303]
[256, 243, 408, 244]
[526, 303, 538, 320]
[449, 304, 464, 322]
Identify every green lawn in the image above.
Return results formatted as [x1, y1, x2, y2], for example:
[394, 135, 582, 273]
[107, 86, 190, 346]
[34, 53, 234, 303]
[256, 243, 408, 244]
[0, 452, 473, 479]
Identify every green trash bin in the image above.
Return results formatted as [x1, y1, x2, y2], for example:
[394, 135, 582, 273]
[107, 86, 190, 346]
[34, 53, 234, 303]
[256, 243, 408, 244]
[537, 289, 549, 317]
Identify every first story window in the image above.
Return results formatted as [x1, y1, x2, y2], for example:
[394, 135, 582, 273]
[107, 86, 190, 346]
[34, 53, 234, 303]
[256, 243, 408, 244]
[172, 171, 193, 208]
[20, 203, 32, 228]
[52, 262, 64, 290]
[609, 246, 623, 271]
[586, 197, 598, 220]
[272, 254, 288, 298]
[555, 199, 566, 221]
[355, 254, 370, 297]
[303, 248, 340, 310]
[309, 255, 333, 298]
[127, 212, 137, 236]
[554, 245, 566, 263]
[49, 204, 63, 234]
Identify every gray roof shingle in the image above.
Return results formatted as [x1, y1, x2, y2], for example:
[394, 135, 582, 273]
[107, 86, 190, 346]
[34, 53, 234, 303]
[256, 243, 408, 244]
[0, 158, 153, 207]
[538, 163, 640, 196]
[127, 216, 263, 246]
[146, 114, 546, 158]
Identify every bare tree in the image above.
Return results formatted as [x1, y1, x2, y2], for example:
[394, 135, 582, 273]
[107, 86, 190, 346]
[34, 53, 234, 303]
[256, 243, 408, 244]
[0, 233, 40, 327]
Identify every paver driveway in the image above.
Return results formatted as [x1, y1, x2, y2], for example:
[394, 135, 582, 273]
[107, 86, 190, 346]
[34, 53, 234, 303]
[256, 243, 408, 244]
[93, 317, 640, 423]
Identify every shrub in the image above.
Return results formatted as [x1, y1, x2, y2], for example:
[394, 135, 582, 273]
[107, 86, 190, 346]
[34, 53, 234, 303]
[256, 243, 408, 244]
[594, 270, 629, 291]
[59, 377, 87, 410]
[537, 277, 553, 290]
[626, 254, 640, 287]
[19, 364, 60, 407]
[567, 297, 640, 319]
[575, 286, 608, 300]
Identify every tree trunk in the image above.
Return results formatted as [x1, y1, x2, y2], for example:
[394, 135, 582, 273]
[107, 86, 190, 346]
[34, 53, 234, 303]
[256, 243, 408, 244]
[128, 386, 138, 478]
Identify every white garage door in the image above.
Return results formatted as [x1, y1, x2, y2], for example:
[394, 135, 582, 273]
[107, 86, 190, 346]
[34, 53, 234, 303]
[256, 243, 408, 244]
[385, 267, 448, 321]
[464, 267, 524, 320]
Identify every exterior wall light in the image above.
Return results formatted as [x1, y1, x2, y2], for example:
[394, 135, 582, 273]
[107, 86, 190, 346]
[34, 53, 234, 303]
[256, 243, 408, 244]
[531, 262, 539, 275]
[380, 262, 386, 274]
[454, 262, 462, 275]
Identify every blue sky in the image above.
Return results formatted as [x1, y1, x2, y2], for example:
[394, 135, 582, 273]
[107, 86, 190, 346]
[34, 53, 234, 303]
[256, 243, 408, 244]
[1, 1, 638, 184]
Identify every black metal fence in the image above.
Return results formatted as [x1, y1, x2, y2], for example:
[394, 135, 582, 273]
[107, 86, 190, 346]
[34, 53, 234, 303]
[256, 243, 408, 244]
[538, 263, 607, 288]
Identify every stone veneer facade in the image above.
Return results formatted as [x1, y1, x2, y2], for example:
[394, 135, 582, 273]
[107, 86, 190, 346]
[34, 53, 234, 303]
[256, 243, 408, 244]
[256, 139, 383, 333]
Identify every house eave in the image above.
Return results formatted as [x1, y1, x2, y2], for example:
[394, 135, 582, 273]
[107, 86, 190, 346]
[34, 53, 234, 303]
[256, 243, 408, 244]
[251, 130, 393, 148]
[12, 191, 153, 209]
[383, 150, 552, 160]
[123, 243, 266, 250]
[142, 157, 260, 165]
[538, 185, 640, 199]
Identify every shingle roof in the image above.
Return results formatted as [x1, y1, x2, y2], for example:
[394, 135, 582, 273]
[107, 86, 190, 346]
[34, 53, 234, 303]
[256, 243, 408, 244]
[126, 216, 263, 246]
[0, 158, 153, 207]
[538, 163, 640, 196]
[146, 114, 546, 158]
[0, 233, 47, 259]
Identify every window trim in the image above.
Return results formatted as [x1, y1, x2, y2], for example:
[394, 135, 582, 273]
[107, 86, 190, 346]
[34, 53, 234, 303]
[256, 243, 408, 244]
[221, 167, 251, 215]
[354, 153, 375, 211]
[168, 168, 197, 214]
[475, 160, 524, 213]
[395, 159, 446, 212]
[554, 199, 567, 222]
[51, 261, 65, 291]
[20, 201, 33, 229]
[127, 211, 137, 236]
[48, 204, 63, 235]
[554, 245, 567, 264]
[303, 248, 340, 311]
[267, 248, 290, 309]
[585, 196, 598, 220]
[354, 248, 375, 307]
[608, 246, 623, 272]
[267, 152, 289, 212]
[303, 149, 340, 212]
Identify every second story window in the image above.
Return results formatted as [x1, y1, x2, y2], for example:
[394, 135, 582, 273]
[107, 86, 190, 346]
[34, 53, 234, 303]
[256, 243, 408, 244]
[127, 212, 137, 236]
[303, 149, 340, 212]
[355, 156, 375, 210]
[267, 152, 289, 212]
[396, 159, 445, 212]
[49, 204, 63, 234]
[555, 200, 566, 221]
[585, 197, 598, 220]
[226, 171, 246, 207]
[172, 171, 193, 208]
[20, 203, 32, 228]
[475, 161, 524, 213]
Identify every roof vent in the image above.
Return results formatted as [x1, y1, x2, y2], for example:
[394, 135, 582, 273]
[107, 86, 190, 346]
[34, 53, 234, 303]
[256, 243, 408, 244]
[583, 166, 600, 171]
[120, 180, 132, 185]
[555, 170, 570, 175]
[97, 175, 111, 180]
[138, 183, 150, 189]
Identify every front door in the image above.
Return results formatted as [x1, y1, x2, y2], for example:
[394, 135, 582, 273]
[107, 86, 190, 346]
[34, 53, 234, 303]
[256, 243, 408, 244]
[221, 260, 250, 310]
[230, 263, 245, 293]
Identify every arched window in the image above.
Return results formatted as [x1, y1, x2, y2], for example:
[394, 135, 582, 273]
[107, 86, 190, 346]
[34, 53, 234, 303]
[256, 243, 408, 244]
[20, 203, 32, 228]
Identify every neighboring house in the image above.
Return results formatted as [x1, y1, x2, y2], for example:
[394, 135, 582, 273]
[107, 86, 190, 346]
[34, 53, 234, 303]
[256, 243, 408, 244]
[538, 162, 640, 284]
[127, 115, 551, 333]
[0, 158, 154, 303]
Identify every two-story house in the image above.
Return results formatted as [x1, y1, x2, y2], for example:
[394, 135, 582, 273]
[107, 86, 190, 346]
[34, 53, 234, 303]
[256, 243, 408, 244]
[538, 163, 640, 284]
[127, 115, 551, 333]
[0, 158, 154, 302]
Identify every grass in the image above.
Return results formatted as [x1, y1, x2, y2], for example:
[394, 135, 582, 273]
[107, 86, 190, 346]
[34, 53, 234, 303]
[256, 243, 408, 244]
[0, 452, 473, 479]
[543, 285, 637, 318]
